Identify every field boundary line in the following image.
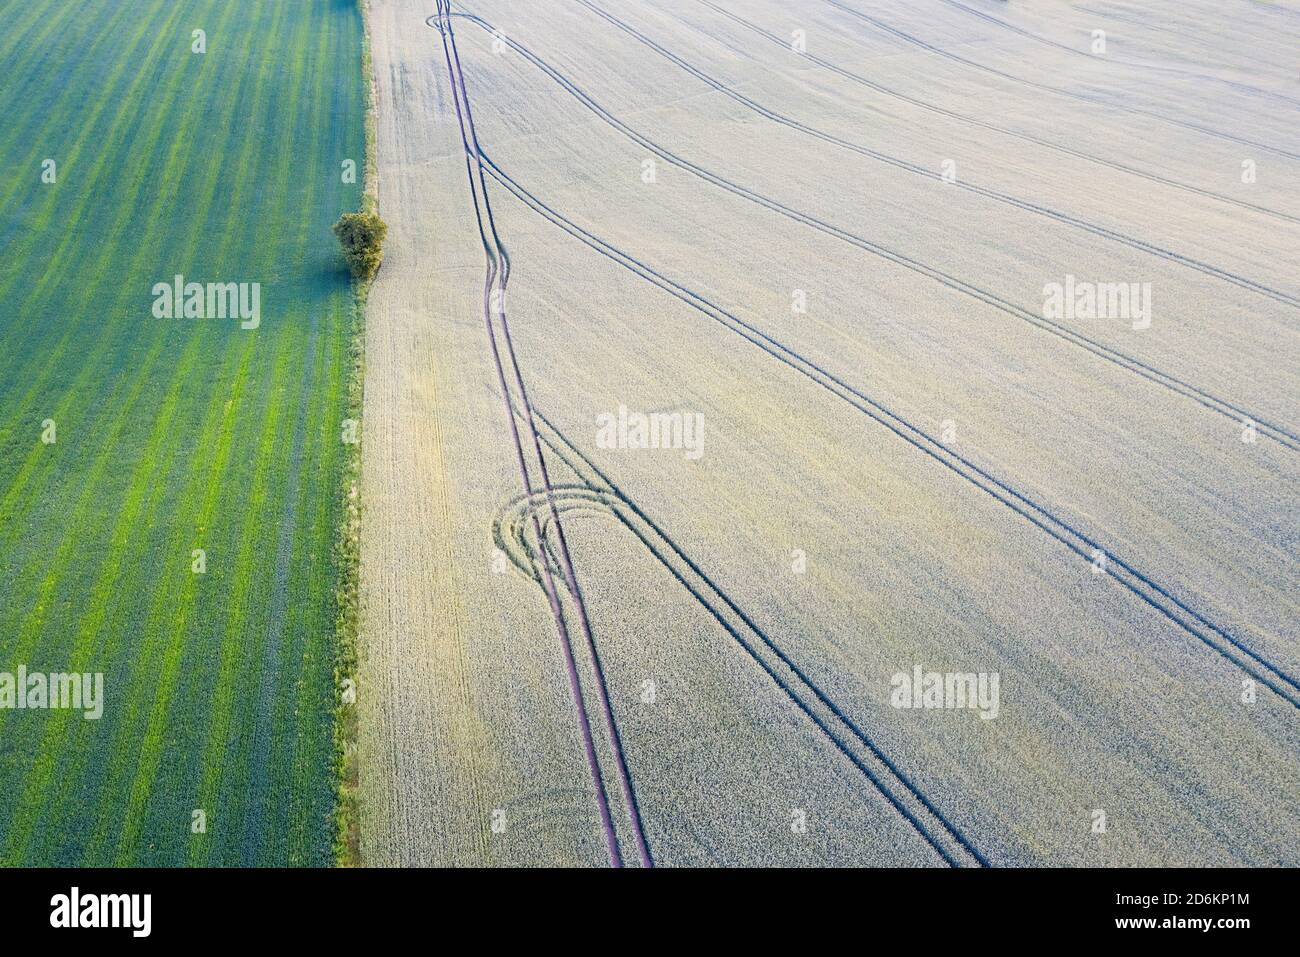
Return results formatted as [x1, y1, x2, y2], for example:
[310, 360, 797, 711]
[335, 0, 379, 871]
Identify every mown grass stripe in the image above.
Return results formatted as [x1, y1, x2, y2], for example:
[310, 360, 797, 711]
[0, 0, 195, 386]
[0, 332, 207, 863]
[0, 336, 169, 682]
[71, 330, 257, 865]
[0, 0, 274, 856]
[289, 299, 349, 865]
[0, 0, 203, 711]
[1, 0, 360, 868]
[197, 6, 347, 865]
[239, 312, 323, 863]
[103, 338, 257, 865]
[0, 0, 215, 414]
[0, 0, 266, 836]
[278, 305, 346, 860]
[15, 326, 245, 863]
[0, 0, 199, 402]
[98, 0, 318, 866]
[0, 0, 76, 83]
[0, 0, 146, 146]
[0, 23, 246, 670]
[0, 0, 241, 517]
[254, 2, 361, 865]
[70, 21, 291, 866]
[282, 0, 365, 864]
[158, 1, 332, 868]
[143, 12, 326, 869]
[0, 0, 181, 242]
[187, 340, 299, 865]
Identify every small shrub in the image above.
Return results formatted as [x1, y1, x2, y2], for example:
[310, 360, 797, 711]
[333, 210, 387, 281]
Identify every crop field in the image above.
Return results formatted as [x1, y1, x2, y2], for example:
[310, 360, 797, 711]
[0, 0, 364, 864]
[360, 0, 1299, 866]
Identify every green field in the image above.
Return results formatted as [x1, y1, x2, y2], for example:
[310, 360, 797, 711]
[0, 0, 365, 865]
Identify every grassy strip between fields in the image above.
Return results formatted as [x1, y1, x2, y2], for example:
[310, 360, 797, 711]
[334, 0, 379, 868]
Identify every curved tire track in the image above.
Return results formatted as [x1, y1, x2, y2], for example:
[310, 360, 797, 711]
[476, 150, 1300, 711]
[491, 458, 987, 868]
[448, 10, 1300, 452]
[435, 0, 653, 868]
[435, 0, 624, 867]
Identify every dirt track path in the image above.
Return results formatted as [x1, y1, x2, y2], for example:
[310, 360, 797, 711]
[359, 0, 494, 866]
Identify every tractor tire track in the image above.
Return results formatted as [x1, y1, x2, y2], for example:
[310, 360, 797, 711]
[436, 0, 652, 868]
[435, 0, 622, 867]
[447, 11, 1300, 451]
[575, 0, 1300, 311]
[492, 466, 985, 867]
[443, 0, 654, 869]
[477, 152, 1300, 711]
[821, 0, 1300, 162]
[688, 0, 1300, 227]
[240, 311, 318, 862]
[935, 0, 1300, 108]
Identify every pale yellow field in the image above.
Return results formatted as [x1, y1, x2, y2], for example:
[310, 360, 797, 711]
[359, 0, 1300, 866]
